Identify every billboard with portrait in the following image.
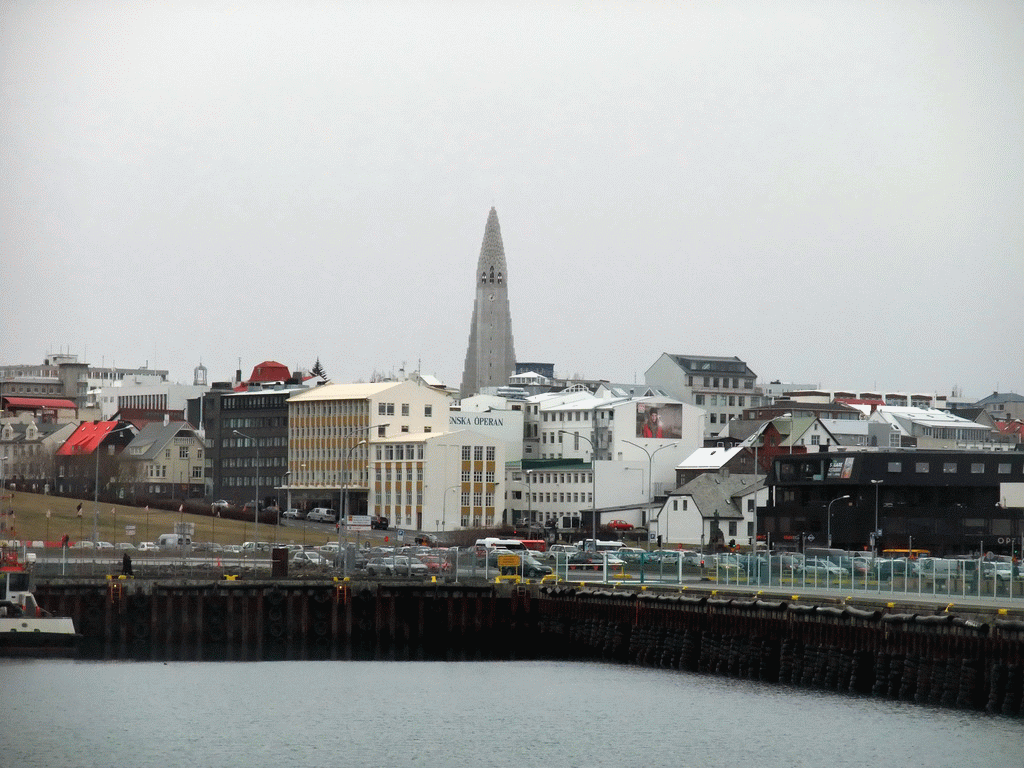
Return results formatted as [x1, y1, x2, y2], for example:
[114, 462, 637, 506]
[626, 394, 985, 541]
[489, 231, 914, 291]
[635, 402, 682, 439]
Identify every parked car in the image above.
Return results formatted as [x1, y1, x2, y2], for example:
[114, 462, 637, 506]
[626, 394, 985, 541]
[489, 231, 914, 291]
[616, 547, 647, 564]
[607, 519, 634, 531]
[568, 551, 625, 570]
[291, 550, 328, 566]
[366, 556, 428, 577]
[211, 500, 231, 512]
[370, 515, 389, 530]
[306, 507, 337, 523]
[981, 562, 1015, 582]
[115, 543, 136, 551]
[282, 508, 306, 519]
[485, 549, 552, 578]
[799, 557, 845, 577]
[137, 542, 160, 552]
[96, 541, 114, 550]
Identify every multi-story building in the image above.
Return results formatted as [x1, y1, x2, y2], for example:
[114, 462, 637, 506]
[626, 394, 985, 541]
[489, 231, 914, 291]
[203, 381, 307, 506]
[122, 420, 206, 500]
[644, 354, 763, 439]
[286, 380, 451, 517]
[517, 386, 703, 530]
[375, 430, 505, 532]
[0, 353, 169, 410]
[763, 449, 1024, 556]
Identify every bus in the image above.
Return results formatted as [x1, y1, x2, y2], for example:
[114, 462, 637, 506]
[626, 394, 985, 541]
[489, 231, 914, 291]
[515, 539, 547, 553]
[882, 548, 931, 560]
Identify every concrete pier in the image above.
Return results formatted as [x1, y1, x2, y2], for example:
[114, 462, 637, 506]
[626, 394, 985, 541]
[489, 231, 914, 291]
[31, 578, 1024, 716]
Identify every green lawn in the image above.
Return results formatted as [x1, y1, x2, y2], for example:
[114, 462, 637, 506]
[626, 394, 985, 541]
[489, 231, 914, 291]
[0, 490, 337, 548]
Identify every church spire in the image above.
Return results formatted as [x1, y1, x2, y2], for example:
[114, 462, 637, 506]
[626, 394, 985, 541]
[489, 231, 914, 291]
[461, 208, 517, 398]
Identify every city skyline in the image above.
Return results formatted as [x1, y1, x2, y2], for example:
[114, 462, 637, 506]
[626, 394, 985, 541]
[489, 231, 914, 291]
[3, 2, 1021, 398]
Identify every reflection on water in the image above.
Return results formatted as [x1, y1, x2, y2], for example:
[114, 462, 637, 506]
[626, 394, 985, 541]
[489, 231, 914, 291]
[1, 660, 1020, 768]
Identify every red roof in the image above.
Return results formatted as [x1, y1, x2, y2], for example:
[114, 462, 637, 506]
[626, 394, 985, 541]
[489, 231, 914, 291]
[2, 396, 77, 410]
[56, 421, 123, 456]
[235, 360, 293, 390]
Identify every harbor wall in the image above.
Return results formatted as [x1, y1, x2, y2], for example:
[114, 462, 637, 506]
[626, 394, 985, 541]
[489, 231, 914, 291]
[32, 579, 1024, 716]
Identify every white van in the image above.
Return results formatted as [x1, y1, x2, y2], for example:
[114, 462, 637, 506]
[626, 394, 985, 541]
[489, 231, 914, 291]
[156, 533, 192, 549]
[576, 539, 625, 553]
[474, 538, 527, 559]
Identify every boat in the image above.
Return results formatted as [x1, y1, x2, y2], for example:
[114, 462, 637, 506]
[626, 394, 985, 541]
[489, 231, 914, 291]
[1, 549, 79, 656]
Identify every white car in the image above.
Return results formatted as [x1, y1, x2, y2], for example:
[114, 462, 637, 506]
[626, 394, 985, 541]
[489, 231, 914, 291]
[138, 542, 160, 552]
[291, 550, 328, 566]
[306, 507, 337, 523]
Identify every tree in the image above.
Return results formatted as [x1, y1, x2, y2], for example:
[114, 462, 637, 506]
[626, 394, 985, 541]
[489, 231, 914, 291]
[311, 358, 328, 381]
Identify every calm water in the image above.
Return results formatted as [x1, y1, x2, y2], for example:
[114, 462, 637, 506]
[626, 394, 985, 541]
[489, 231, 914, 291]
[1, 660, 1020, 768]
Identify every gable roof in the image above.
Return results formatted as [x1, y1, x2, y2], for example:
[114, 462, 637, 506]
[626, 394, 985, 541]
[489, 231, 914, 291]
[124, 422, 201, 461]
[668, 472, 763, 520]
[676, 446, 746, 471]
[56, 421, 133, 456]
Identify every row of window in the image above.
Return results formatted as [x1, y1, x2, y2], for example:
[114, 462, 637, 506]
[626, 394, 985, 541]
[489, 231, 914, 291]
[223, 474, 288, 487]
[377, 402, 433, 417]
[225, 417, 287, 429]
[687, 375, 754, 389]
[529, 492, 592, 505]
[376, 467, 424, 482]
[695, 394, 748, 407]
[888, 461, 1018, 475]
[221, 456, 287, 468]
[222, 394, 288, 410]
[220, 437, 287, 449]
[147, 465, 203, 479]
[527, 471, 592, 485]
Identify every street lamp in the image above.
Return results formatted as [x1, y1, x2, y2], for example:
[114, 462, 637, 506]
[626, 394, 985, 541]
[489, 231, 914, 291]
[339, 439, 367, 576]
[827, 495, 851, 549]
[442, 486, 460, 532]
[338, 423, 387, 576]
[870, 479, 883, 559]
[232, 430, 259, 550]
[623, 439, 680, 526]
[94, 424, 134, 544]
[559, 430, 597, 549]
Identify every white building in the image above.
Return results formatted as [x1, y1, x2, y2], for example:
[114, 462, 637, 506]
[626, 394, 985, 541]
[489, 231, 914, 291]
[376, 430, 505, 533]
[287, 380, 452, 521]
[515, 386, 704, 530]
[656, 474, 767, 550]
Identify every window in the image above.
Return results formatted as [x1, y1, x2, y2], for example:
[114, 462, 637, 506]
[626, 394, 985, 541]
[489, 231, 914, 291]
[943, 463, 957, 474]
[710, 413, 717, 424]
[486, 446, 495, 461]
[915, 462, 929, 473]
[424, 404, 432, 417]
[810, 435, 820, 445]
[887, 462, 902, 473]
[474, 446, 483, 461]
[998, 463, 1011, 474]
[461, 446, 471, 461]
[728, 521, 737, 536]
[695, 394, 704, 405]
[179, 446, 189, 459]
[401, 403, 409, 416]
[191, 466, 202, 479]
[971, 463, 985, 474]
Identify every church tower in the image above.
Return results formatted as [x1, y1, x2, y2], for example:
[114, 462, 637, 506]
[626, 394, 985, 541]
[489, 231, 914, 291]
[460, 207, 517, 398]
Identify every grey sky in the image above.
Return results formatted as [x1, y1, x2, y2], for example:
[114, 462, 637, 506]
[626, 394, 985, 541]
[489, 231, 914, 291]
[3, 1, 1021, 398]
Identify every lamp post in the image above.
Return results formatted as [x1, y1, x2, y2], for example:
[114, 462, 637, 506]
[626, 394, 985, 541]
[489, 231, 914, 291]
[559, 430, 597, 549]
[623, 439, 680, 527]
[339, 439, 367, 576]
[338, 423, 387, 575]
[870, 479, 883, 559]
[94, 425, 134, 544]
[232, 430, 259, 552]
[442, 486, 460, 532]
[827, 495, 851, 549]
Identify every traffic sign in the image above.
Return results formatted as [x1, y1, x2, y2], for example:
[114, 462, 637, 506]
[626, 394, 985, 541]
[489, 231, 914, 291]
[806, 534, 815, 542]
[397, 529, 405, 541]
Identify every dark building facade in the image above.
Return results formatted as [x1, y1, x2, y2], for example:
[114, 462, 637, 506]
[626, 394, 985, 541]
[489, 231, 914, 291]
[202, 383, 306, 507]
[764, 449, 1024, 557]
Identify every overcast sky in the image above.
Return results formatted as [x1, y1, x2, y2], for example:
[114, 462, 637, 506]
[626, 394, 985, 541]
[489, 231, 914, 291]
[3, 1, 1021, 400]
